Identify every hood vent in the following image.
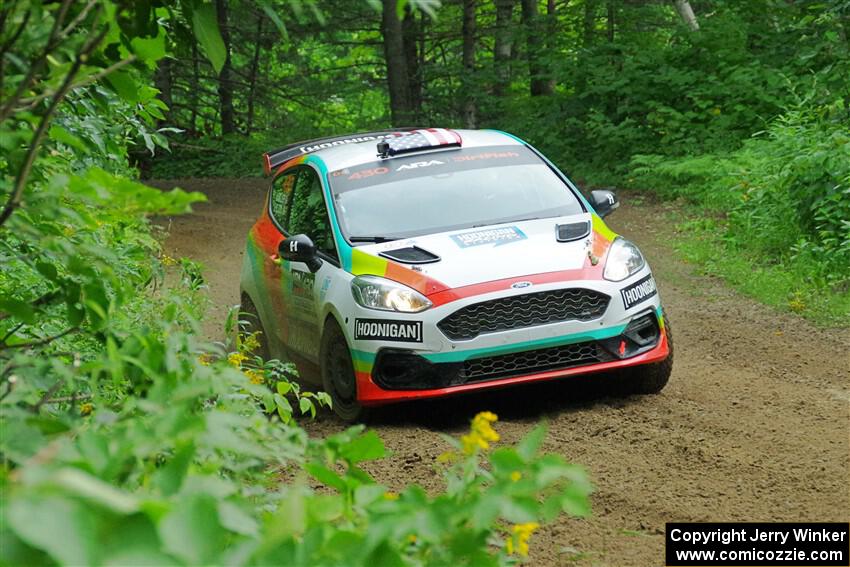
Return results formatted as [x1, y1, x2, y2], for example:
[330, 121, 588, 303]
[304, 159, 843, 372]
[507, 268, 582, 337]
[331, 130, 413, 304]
[556, 221, 591, 242]
[379, 246, 441, 264]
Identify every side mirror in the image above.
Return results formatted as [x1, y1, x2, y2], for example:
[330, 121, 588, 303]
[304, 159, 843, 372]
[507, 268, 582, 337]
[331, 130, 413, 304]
[590, 189, 620, 218]
[279, 234, 323, 272]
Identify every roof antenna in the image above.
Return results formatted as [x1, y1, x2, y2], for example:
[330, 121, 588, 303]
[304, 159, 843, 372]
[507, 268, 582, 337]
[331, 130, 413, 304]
[377, 140, 391, 158]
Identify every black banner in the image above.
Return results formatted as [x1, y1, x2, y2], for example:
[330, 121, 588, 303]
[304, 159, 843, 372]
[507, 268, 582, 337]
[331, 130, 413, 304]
[354, 318, 423, 343]
[666, 522, 849, 566]
[621, 273, 657, 310]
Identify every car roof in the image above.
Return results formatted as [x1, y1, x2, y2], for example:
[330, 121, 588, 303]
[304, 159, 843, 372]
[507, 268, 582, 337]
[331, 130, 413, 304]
[265, 129, 525, 173]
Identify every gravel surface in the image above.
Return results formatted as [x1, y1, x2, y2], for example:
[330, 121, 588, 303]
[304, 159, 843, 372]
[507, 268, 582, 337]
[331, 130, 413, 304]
[153, 177, 850, 566]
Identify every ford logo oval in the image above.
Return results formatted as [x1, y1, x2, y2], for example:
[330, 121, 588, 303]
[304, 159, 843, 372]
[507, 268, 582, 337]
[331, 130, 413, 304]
[511, 281, 533, 289]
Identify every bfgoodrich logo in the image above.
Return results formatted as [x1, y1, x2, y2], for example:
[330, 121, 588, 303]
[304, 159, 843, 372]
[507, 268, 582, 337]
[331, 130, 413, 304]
[621, 274, 657, 310]
[354, 319, 423, 342]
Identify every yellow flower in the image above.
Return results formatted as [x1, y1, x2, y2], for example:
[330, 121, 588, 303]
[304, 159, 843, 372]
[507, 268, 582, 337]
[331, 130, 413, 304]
[461, 411, 500, 455]
[240, 332, 261, 354]
[227, 352, 248, 368]
[161, 254, 178, 267]
[788, 295, 806, 313]
[406, 534, 417, 544]
[80, 403, 93, 416]
[437, 451, 457, 463]
[383, 491, 399, 501]
[197, 353, 215, 366]
[510, 471, 522, 482]
[506, 522, 540, 557]
[244, 369, 265, 384]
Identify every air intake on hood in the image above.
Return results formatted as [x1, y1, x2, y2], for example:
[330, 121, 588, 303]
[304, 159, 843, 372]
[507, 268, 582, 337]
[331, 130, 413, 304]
[556, 221, 591, 242]
[379, 246, 440, 264]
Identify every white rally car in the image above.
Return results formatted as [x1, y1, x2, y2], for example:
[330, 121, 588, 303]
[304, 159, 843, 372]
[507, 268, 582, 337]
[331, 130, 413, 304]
[240, 128, 672, 420]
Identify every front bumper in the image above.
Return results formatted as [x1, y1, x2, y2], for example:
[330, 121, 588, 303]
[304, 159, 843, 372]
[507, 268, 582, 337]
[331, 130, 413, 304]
[358, 327, 669, 405]
[346, 268, 670, 406]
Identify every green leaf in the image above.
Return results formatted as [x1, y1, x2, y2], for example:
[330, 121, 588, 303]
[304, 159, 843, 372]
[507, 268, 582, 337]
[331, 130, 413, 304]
[191, 1, 226, 74]
[0, 298, 35, 324]
[52, 468, 139, 515]
[158, 493, 227, 565]
[339, 430, 385, 464]
[258, 0, 288, 39]
[217, 500, 259, 537]
[49, 125, 90, 153]
[516, 423, 547, 460]
[131, 29, 167, 63]
[153, 442, 195, 496]
[8, 495, 99, 566]
[105, 70, 140, 103]
[306, 494, 343, 523]
[305, 462, 347, 492]
[561, 483, 592, 517]
[299, 396, 315, 417]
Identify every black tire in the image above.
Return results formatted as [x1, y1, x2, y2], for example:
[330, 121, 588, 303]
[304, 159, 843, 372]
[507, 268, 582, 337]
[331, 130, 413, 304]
[626, 318, 673, 395]
[239, 293, 270, 360]
[320, 319, 367, 422]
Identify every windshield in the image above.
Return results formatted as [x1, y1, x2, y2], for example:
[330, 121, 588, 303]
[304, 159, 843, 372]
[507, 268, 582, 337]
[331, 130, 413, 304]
[329, 145, 584, 242]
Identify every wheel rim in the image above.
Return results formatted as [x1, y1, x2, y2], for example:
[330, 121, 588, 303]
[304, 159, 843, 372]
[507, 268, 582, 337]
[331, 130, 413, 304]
[328, 342, 356, 404]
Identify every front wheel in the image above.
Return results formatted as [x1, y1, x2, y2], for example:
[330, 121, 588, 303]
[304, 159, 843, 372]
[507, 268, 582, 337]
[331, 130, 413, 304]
[320, 320, 367, 422]
[625, 319, 673, 395]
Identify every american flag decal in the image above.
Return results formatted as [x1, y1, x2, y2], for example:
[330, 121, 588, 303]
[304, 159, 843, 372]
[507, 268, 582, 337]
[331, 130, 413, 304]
[384, 128, 462, 155]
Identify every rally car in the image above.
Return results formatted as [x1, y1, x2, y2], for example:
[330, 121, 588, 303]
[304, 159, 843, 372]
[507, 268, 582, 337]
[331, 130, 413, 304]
[240, 128, 672, 420]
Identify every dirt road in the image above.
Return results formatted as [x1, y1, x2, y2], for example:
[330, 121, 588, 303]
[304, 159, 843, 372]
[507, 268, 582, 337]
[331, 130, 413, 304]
[153, 177, 850, 566]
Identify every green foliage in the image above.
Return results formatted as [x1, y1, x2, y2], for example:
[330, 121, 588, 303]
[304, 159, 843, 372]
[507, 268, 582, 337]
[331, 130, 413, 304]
[150, 135, 274, 178]
[630, 99, 850, 324]
[2, 4, 594, 566]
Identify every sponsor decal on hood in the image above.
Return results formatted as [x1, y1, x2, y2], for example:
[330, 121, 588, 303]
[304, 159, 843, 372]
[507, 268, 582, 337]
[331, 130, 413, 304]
[450, 226, 527, 248]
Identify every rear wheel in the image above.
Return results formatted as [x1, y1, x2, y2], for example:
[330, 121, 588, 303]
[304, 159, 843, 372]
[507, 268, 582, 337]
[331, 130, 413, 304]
[625, 318, 673, 395]
[239, 294, 270, 360]
[320, 319, 367, 422]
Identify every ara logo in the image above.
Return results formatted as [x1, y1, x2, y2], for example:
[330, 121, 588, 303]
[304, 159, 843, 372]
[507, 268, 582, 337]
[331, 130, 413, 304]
[396, 160, 444, 171]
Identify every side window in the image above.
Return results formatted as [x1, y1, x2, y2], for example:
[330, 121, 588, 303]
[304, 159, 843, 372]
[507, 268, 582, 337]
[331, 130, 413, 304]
[288, 168, 337, 258]
[270, 171, 297, 226]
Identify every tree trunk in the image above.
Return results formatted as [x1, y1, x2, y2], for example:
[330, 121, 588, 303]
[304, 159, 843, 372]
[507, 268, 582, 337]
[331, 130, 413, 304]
[402, 9, 422, 117]
[461, 0, 477, 127]
[544, 0, 557, 94]
[521, 0, 553, 96]
[493, 0, 514, 97]
[672, 0, 699, 31]
[606, 0, 615, 43]
[153, 57, 172, 125]
[246, 14, 263, 135]
[216, 0, 236, 135]
[190, 42, 200, 136]
[381, 0, 414, 126]
[582, 0, 596, 47]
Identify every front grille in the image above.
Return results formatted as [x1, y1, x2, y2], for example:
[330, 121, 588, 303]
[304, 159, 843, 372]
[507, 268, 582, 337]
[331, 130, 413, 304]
[438, 288, 610, 340]
[373, 339, 613, 390]
[462, 341, 609, 382]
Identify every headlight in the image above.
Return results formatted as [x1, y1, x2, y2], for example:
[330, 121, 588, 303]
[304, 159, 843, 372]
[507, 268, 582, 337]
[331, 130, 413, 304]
[351, 275, 432, 313]
[603, 238, 646, 281]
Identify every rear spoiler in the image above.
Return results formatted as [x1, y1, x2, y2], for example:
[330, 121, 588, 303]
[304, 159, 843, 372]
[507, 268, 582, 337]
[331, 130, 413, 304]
[262, 128, 421, 175]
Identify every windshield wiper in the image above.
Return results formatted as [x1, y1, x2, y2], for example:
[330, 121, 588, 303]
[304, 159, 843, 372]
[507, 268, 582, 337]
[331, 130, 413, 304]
[349, 236, 400, 243]
[473, 216, 540, 229]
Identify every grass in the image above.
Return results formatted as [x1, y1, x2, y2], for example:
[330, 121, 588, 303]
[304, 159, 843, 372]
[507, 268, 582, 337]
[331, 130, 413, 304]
[669, 213, 850, 328]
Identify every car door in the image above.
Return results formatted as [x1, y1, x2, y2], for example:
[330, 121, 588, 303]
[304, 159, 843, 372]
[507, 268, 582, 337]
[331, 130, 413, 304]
[268, 165, 339, 363]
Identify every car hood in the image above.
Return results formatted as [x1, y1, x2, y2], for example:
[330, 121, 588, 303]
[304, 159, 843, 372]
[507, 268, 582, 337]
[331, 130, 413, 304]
[354, 213, 601, 290]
